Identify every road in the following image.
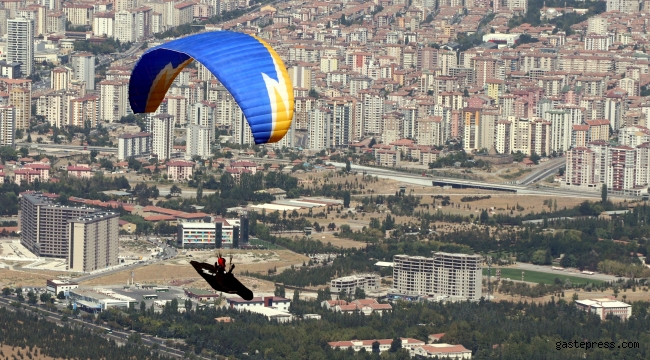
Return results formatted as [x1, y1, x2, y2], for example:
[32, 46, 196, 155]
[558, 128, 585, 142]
[510, 263, 623, 282]
[518, 157, 565, 186]
[328, 162, 633, 199]
[0, 296, 193, 359]
[16, 142, 117, 153]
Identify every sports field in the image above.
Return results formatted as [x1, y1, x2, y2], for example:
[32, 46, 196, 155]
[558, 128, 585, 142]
[484, 267, 605, 285]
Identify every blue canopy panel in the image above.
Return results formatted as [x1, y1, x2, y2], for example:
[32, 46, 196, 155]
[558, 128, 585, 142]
[128, 31, 294, 144]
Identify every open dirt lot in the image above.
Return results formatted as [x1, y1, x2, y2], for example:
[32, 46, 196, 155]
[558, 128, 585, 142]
[491, 288, 650, 304]
[285, 232, 367, 249]
[0, 268, 69, 287]
[81, 250, 308, 289]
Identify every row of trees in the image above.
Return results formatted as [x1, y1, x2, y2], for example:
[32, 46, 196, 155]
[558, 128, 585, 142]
[85, 293, 650, 359]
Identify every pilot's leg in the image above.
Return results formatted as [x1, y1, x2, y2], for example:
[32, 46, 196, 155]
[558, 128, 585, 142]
[228, 264, 235, 274]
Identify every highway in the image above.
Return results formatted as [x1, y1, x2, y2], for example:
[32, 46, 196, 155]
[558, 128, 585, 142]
[0, 296, 195, 359]
[327, 162, 620, 199]
[16, 143, 118, 153]
[518, 157, 566, 186]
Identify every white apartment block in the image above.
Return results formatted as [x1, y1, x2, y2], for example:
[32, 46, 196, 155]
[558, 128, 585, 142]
[172, 1, 194, 27]
[565, 147, 598, 188]
[68, 212, 119, 272]
[69, 95, 100, 128]
[186, 124, 212, 160]
[46, 10, 66, 34]
[232, 106, 254, 145]
[587, 17, 607, 35]
[51, 67, 69, 91]
[118, 132, 152, 160]
[416, 116, 444, 146]
[151, 114, 174, 160]
[99, 80, 129, 122]
[93, 12, 114, 37]
[308, 107, 331, 150]
[62, 3, 93, 26]
[114, 10, 136, 42]
[70, 52, 95, 90]
[7, 18, 34, 77]
[393, 253, 482, 300]
[190, 101, 215, 139]
[330, 274, 380, 294]
[0, 106, 15, 147]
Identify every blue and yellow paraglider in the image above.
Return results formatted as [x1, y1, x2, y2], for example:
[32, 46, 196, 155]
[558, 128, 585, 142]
[128, 31, 294, 144]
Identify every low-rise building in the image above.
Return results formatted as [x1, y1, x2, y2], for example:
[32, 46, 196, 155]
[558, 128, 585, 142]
[67, 165, 93, 178]
[14, 169, 41, 184]
[328, 337, 425, 353]
[167, 161, 194, 181]
[410, 343, 472, 359]
[227, 296, 291, 312]
[46, 279, 78, 297]
[575, 298, 632, 320]
[324, 299, 393, 316]
[227, 296, 293, 323]
[184, 288, 220, 302]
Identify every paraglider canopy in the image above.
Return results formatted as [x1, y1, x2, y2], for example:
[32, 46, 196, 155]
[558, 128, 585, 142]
[128, 31, 294, 144]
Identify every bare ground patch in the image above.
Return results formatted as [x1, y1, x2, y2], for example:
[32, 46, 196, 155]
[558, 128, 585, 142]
[81, 250, 309, 287]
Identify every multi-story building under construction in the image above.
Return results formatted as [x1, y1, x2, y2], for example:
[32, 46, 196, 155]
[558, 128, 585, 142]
[393, 253, 483, 300]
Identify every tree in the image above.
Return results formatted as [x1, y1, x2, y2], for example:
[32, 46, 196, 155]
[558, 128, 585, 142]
[0, 146, 18, 162]
[343, 191, 351, 208]
[389, 338, 402, 352]
[531, 250, 550, 265]
[601, 184, 608, 203]
[170, 184, 182, 196]
[128, 333, 142, 344]
[354, 287, 366, 299]
[372, 341, 380, 353]
[57, 291, 65, 300]
[140, 300, 146, 313]
[26, 133, 32, 143]
[19, 147, 29, 158]
[274, 285, 286, 298]
[345, 159, 351, 173]
[90, 149, 99, 160]
[479, 209, 489, 224]
[529, 152, 541, 164]
[2, 287, 11, 296]
[26, 291, 37, 305]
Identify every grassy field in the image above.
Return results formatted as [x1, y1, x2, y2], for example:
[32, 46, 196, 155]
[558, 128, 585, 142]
[484, 267, 604, 285]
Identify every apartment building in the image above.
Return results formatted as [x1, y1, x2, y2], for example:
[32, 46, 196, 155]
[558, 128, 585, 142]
[166, 161, 194, 181]
[330, 274, 380, 294]
[68, 212, 119, 272]
[565, 147, 598, 188]
[117, 132, 152, 160]
[0, 106, 15, 147]
[393, 253, 482, 300]
[20, 192, 97, 258]
[7, 18, 34, 77]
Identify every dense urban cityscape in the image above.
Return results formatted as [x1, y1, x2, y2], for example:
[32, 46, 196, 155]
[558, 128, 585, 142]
[0, 0, 649, 358]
